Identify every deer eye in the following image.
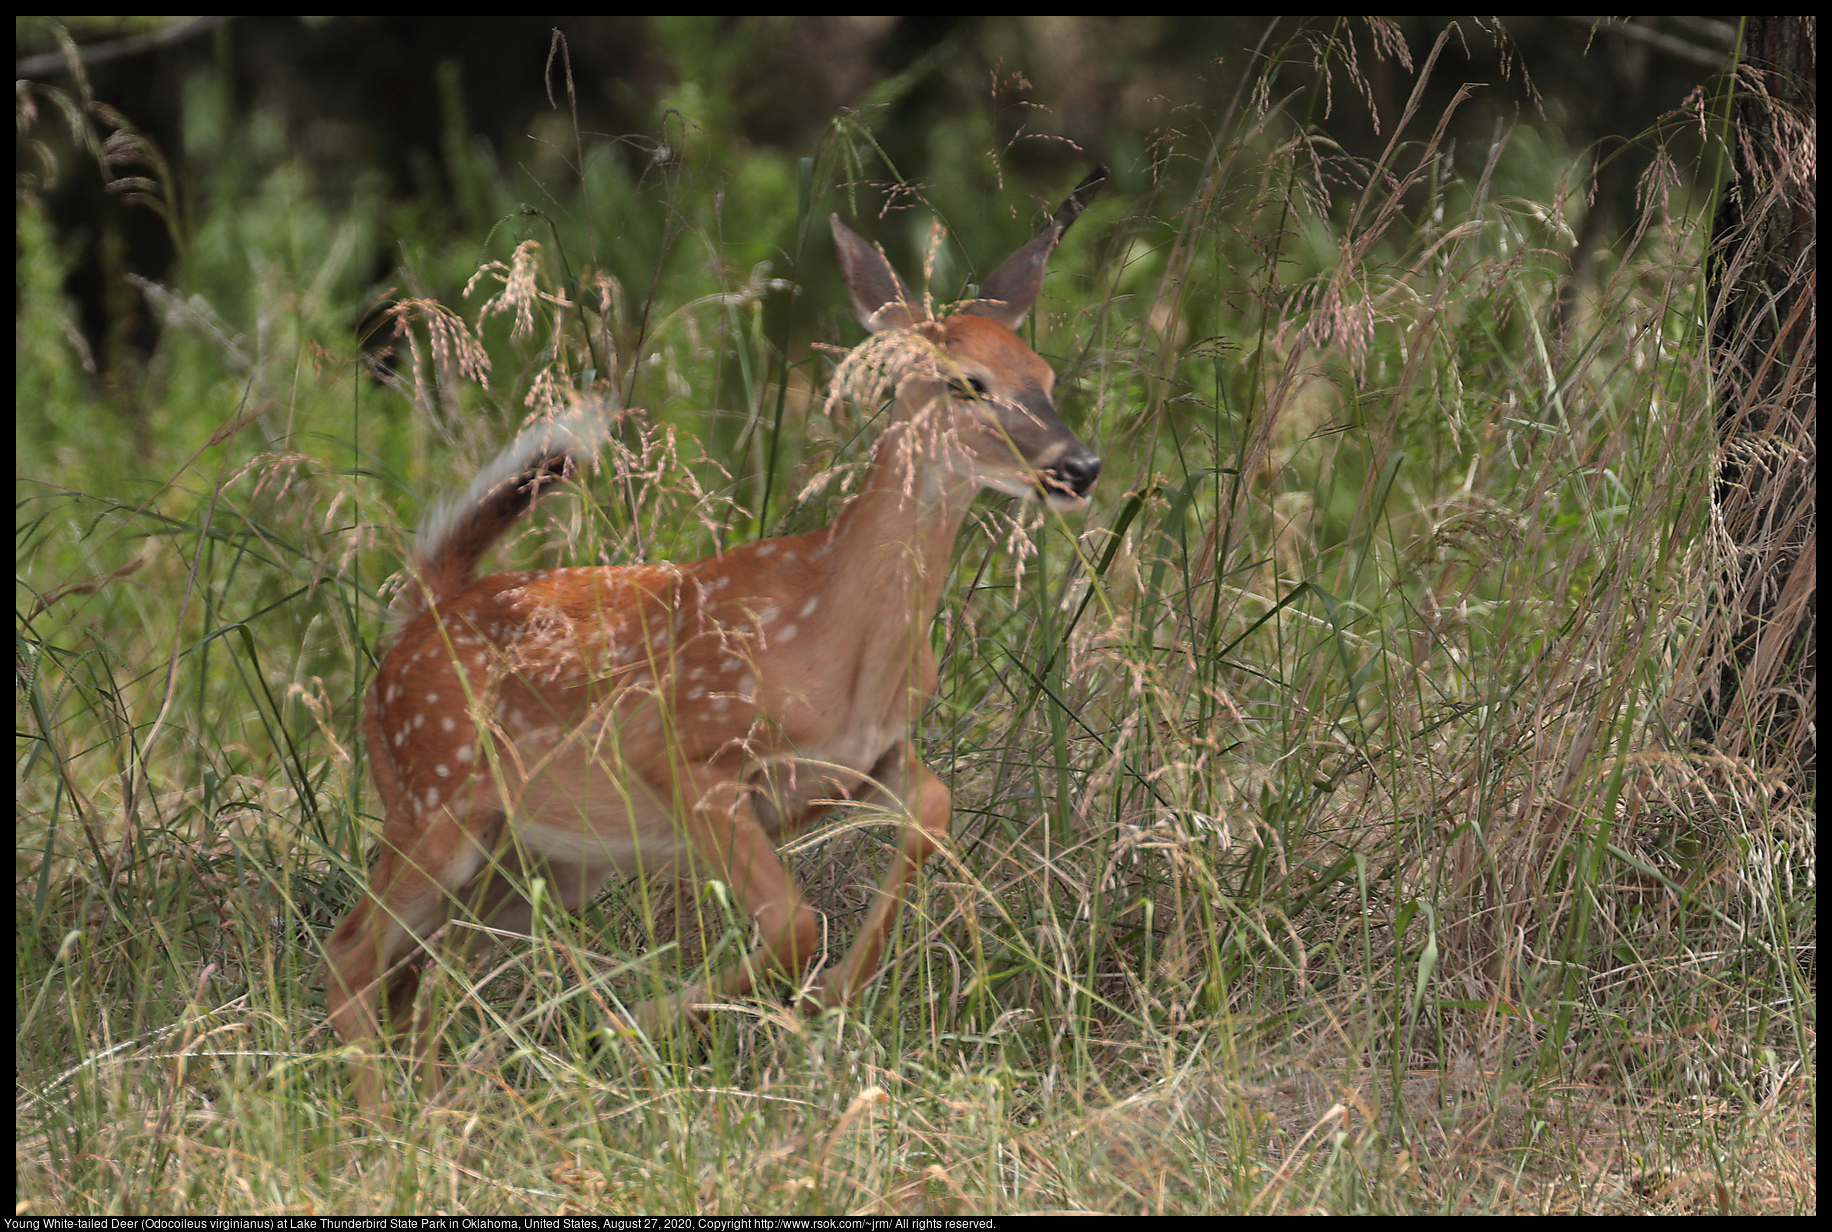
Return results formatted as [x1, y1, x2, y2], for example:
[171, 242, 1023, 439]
[953, 375, 988, 401]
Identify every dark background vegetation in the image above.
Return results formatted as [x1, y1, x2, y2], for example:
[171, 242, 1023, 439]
[20, 15, 1734, 409]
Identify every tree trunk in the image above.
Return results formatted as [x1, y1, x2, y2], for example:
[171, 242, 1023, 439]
[1692, 17, 1816, 791]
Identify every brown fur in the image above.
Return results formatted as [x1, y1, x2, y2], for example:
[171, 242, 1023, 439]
[322, 171, 1107, 1119]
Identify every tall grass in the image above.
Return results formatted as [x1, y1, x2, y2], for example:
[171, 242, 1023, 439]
[17, 23, 1812, 1214]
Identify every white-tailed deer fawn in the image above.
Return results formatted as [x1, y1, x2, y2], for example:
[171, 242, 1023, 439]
[323, 167, 1106, 1116]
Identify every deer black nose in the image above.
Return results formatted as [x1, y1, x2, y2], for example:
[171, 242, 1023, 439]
[1053, 449, 1101, 495]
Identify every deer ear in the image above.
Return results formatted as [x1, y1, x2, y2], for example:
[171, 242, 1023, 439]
[832, 215, 927, 332]
[960, 164, 1108, 330]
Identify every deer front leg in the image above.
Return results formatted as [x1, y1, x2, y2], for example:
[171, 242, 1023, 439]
[626, 769, 821, 1032]
[815, 747, 950, 1008]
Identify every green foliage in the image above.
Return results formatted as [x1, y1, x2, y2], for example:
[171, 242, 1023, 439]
[16, 18, 1810, 1215]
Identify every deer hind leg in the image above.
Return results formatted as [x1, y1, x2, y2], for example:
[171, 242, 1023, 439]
[321, 804, 503, 1119]
[815, 747, 950, 1008]
[404, 841, 544, 1107]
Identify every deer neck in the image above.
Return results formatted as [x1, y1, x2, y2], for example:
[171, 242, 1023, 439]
[813, 399, 978, 683]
